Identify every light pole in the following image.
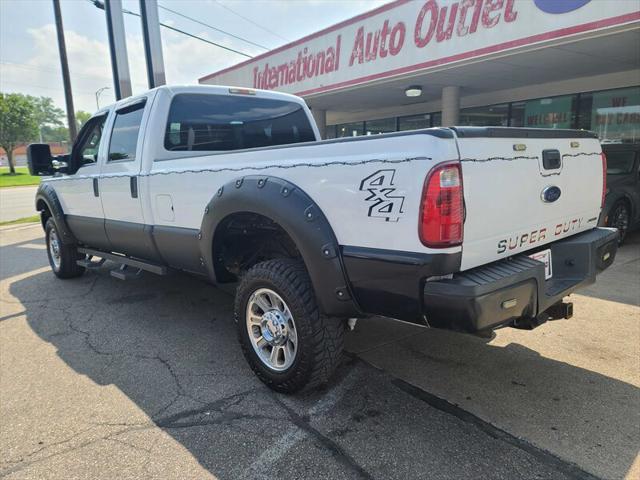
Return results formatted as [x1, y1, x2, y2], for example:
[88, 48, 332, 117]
[52, 0, 77, 141]
[95, 86, 110, 110]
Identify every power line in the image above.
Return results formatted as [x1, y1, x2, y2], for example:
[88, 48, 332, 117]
[2, 61, 108, 82]
[212, 0, 290, 43]
[0, 79, 113, 97]
[157, 21, 252, 58]
[88, 0, 253, 58]
[0, 61, 148, 87]
[157, 3, 269, 51]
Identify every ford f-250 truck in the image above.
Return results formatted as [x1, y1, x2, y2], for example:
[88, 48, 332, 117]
[28, 85, 618, 393]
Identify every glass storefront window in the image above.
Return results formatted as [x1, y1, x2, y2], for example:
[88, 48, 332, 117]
[327, 87, 640, 142]
[399, 113, 431, 131]
[325, 125, 337, 139]
[510, 101, 525, 127]
[579, 87, 640, 143]
[365, 118, 396, 135]
[336, 122, 364, 137]
[522, 95, 577, 129]
[460, 104, 509, 126]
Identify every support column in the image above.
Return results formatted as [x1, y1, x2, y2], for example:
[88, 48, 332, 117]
[311, 109, 327, 139]
[441, 86, 460, 126]
[105, 0, 132, 100]
[140, 0, 166, 89]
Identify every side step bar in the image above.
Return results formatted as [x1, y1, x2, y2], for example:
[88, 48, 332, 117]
[77, 247, 168, 276]
[76, 257, 106, 269]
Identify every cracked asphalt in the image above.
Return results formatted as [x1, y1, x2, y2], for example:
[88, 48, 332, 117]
[1, 224, 638, 479]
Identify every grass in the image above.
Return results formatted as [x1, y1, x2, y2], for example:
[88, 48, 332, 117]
[0, 167, 41, 188]
[0, 214, 41, 226]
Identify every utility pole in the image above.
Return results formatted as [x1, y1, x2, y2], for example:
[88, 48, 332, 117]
[139, 0, 166, 88]
[52, 0, 78, 141]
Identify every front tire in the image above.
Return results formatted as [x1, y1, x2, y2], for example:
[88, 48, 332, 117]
[606, 201, 630, 245]
[235, 259, 344, 393]
[45, 218, 85, 279]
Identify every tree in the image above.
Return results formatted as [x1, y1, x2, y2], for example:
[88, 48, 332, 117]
[76, 110, 92, 130]
[0, 93, 38, 174]
[29, 96, 64, 142]
[41, 125, 70, 143]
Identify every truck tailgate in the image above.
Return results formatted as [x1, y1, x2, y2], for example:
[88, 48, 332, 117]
[455, 129, 603, 271]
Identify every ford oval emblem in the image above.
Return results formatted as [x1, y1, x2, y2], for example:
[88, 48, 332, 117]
[542, 186, 562, 203]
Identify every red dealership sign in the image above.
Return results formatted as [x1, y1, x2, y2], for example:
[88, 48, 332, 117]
[200, 0, 640, 96]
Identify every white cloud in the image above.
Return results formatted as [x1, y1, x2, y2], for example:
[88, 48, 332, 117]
[0, 0, 385, 120]
[0, 23, 258, 118]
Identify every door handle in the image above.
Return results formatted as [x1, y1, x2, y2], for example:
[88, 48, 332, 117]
[130, 176, 138, 198]
[93, 178, 99, 197]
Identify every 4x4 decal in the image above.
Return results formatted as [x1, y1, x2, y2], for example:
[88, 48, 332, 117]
[359, 169, 405, 222]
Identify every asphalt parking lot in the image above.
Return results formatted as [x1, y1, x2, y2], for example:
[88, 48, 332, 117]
[1, 224, 638, 480]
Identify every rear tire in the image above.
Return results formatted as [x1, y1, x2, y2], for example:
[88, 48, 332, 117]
[606, 200, 630, 245]
[235, 259, 344, 393]
[45, 218, 85, 279]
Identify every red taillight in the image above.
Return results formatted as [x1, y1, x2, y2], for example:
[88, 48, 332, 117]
[601, 152, 607, 209]
[419, 162, 464, 247]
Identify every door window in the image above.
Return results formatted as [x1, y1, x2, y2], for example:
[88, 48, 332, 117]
[75, 115, 107, 167]
[108, 101, 146, 162]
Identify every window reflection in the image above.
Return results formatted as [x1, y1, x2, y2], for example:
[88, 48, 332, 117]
[365, 118, 396, 135]
[460, 104, 509, 126]
[327, 87, 639, 142]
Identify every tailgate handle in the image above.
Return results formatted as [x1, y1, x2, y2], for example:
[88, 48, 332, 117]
[542, 149, 561, 170]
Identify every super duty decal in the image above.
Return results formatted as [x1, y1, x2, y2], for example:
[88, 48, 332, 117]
[359, 169, 405, 222]
[497, 217, 588, 254]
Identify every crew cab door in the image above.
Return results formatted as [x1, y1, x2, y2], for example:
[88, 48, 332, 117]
[56, 112, 111, 251]
[99, 94, 158, 259]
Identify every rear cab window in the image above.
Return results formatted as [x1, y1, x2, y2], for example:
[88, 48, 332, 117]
[163, 93, 316, 152]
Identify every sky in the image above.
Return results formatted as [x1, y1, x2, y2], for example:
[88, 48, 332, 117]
[0, 0, 386, 117]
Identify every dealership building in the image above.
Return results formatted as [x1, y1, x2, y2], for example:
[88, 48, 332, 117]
[200, 0, 640, 142]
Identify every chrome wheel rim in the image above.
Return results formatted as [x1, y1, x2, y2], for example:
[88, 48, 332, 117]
[246, 288, 297, 371]
[48, 227, 61, 270]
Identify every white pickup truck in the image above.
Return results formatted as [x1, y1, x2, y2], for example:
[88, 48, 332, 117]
[29, 85, 618, 393]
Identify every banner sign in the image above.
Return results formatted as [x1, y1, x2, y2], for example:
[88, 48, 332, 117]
[592, 87, 640, 141]
[524, 96, 573, 129]
[199, 0, 640, 97]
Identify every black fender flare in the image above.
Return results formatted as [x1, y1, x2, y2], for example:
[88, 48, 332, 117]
[199, 175, 361, 318]
[35, 183, 77, 244]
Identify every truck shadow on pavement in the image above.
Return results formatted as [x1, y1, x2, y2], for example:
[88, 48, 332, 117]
[2, 235, 638, 480]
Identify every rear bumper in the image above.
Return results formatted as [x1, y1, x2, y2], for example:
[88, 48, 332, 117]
[423, 228, 618, 332]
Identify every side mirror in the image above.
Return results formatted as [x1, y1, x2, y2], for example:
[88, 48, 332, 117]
[27, 144, 53, 176]
[27, 144, 70, 175]
[52, 155, 70, 173]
